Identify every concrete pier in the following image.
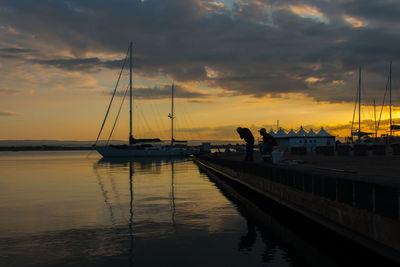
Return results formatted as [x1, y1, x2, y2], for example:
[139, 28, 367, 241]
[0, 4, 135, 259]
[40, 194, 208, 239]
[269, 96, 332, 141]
[194, 152, 400, 263]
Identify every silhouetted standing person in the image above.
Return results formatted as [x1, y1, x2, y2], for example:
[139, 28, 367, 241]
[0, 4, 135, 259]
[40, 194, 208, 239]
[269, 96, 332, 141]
[237, 127, 254, 161]
[259, 128, 277, 154]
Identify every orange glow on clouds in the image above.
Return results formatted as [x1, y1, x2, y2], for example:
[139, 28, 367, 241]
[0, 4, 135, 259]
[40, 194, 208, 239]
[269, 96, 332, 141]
[305, 77, 324, 83]
[344, 16, 367, 28]
[288, 5, 327, 22]
[0, 62, 398, 141]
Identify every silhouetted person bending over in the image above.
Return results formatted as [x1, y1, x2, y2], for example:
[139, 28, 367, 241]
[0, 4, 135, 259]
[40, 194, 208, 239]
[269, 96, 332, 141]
[237, 127, 254, 161]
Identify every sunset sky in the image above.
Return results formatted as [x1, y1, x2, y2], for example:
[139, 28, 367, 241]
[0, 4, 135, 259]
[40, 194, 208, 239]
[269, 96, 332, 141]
[0, 0, 399, 141]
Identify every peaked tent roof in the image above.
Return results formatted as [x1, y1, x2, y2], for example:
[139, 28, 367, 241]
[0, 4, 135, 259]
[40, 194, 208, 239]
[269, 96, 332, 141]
[269, 129, 276, 136]
[275, 128, 287, 137]
[307, 128, 317, 136]
[297, 126, 307, 136]
[287, 129, 297, 136]
[317, 127, 333, 137]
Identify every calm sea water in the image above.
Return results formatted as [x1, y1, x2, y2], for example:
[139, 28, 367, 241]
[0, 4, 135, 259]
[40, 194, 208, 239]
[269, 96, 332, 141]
[0, 151, 389, 267]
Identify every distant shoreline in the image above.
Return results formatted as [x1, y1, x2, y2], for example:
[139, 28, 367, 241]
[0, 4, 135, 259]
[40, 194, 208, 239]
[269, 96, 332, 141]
[0, 143, 243, 151]
[0, 140, 245, 150]
[0, 146, 95, 151]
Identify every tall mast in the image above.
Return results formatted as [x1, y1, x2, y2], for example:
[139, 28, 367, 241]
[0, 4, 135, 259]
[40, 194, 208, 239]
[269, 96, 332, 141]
[170, 82, 175, 146]
[389, 61, 392, 137]
[358, 66, 362, 142]
[129, 42, 133, 144]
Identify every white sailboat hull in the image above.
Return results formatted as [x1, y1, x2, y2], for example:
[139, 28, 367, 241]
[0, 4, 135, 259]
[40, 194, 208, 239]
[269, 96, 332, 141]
[95, 43, 193, 158]
[96, 146, 194, 158]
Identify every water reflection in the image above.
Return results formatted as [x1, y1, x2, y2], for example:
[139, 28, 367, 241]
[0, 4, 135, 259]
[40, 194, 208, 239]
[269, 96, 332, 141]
[0, 155, 247, 266]
[1, 152, 395, 266]
[96, 157, 302, 266]
[238, 218, 257, 251]
[197, 163, 396, 267]
[129, 160, 134, 267]
[171, 160, 176, 226]
[93, 157, 187, 267]
[94, 157, 186, 226]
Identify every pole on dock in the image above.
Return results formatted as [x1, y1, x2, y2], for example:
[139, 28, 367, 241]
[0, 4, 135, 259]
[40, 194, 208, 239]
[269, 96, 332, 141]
[358, 66, 362, 142]
[374, 99, 377, 138]
[389, 61, 392, 138]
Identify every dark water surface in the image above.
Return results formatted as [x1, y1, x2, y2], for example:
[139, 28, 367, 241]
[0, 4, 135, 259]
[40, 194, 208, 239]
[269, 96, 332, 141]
[0, 151, 389, 266]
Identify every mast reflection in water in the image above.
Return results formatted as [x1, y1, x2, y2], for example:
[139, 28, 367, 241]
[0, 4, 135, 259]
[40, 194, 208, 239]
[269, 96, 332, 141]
[0, 151, 393, 266]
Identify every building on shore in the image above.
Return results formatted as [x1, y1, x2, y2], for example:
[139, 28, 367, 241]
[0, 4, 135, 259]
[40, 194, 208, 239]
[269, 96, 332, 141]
[268, 126, 335, 152]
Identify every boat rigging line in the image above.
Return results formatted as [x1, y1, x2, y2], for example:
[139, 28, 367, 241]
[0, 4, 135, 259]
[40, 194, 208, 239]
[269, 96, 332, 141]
[350, 66, 361, 141]
[389, 61, 393, 136]
[358, 66, 362, 142]
[106, 85, 130, 146]
[95, 45, 130, 146]
[377, 62, 392, 137]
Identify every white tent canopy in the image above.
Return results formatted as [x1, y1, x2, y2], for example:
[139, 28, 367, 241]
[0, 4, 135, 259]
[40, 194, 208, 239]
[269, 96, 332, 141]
[270, 126, 335, 152]
[275, 128, 287, 137]
[307, 128, 317, 136]
[317, 127, 333, 137]
[268, 129, 276, 136]
[287, 129, 297, 136]
[296, 126, 307, 136]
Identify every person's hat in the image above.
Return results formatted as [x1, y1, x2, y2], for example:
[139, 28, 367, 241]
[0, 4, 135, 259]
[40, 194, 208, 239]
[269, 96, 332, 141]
[259, 128, 266, 134]
[236, 127, 243, 133]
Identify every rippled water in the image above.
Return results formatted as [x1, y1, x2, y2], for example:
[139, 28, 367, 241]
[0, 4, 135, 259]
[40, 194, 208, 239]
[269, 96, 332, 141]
[0, 151, 390, 266]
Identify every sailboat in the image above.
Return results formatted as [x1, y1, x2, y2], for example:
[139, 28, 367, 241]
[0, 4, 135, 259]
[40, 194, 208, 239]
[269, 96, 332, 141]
[351, 66, 372, 143]
[95, 42, 194, 158]
[387, 62, 400, 135]
[166, 81, 194, 155]
[376, 61, 400, 141]
[168, 82, 191, 145]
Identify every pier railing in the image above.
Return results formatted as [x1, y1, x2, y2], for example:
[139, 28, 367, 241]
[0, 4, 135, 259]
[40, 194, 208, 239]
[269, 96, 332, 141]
[201, 156, 399, 220]
[195, 154, 400, 262]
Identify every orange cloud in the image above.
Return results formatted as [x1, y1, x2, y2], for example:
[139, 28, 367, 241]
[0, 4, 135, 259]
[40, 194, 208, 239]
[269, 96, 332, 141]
[288, 5, 328, 22]
[305, 77, 324, 83]
[0, 89, 34, 96]
[344, 16, 367, 28]
[0, 25, 20, 35]
[0, 110, 22, 116]
[331, 80, 344, 85]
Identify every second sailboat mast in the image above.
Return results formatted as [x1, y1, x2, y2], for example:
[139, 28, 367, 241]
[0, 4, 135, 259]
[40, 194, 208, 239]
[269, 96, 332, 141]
[171, 82, 175, 146]
[129, 42, 133, 143]
[390, 61, 392, 137]
[358, 66, 362, 142]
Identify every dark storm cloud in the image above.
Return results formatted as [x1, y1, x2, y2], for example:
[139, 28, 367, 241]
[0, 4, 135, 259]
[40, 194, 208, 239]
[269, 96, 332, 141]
[103, 84, 211, 100]
[331, 0, 400, 23]
[27, 56, 127, 71]
[0, 110, 21, 116]
[0, 47, 32, 59]
[0, 89, 29, 95]
[0, 47, 36, 53]
[1, 0, 400, 103]
[134, 84, 210, 99]
[0, 53, 21, 59]
[31, 57, 102, 71]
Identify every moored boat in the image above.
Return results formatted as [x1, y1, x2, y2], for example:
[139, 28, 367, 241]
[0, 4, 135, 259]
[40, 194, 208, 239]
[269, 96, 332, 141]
[95, 42, 194, 158]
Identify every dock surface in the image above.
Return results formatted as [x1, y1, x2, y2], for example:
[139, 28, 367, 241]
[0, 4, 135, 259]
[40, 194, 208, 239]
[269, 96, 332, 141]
[194, 151, 400, 263]
[212, 151, 400, 186]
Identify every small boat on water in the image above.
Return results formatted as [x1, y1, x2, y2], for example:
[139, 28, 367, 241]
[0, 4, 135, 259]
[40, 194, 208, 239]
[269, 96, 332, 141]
[95, 42, 194, 158]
